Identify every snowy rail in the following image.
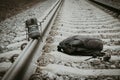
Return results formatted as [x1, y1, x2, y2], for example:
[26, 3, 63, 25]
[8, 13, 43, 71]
[2, 0, 64, 80]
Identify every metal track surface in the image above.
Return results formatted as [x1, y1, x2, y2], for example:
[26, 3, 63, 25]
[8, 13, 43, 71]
[2, 0, 120, 80]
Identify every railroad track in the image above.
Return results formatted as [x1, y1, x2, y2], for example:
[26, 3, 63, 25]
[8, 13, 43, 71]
[90, 0, 120, 11]
[89, 0, 120, 18]
[2, 0, 120, 80]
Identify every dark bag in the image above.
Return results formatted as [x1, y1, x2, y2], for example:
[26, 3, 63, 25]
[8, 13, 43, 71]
[57, 35, 105, 57]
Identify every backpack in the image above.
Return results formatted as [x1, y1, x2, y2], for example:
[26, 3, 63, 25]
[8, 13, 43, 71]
[57, 35, 105, 58]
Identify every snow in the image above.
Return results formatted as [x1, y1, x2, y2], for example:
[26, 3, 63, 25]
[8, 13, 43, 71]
[0, 0, 57, 53]
[40, 64, 120, 76]
[0, 62, 12, 72]
[36, 0, 120, 79]
[0, 50, 21, 59]
[0, 0, 57, 77]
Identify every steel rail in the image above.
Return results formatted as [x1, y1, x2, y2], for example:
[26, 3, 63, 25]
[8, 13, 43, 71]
[2, 40, 38, 80]
[90, 0, 120, 13]
[23, 0, 64, 80]
[2, 0, 64, 80]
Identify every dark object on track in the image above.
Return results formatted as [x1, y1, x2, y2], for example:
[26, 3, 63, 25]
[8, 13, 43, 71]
[103, 53, 111, 62]
[25, 18, 40, 40]
[9, 54, 19, 63]
[0, 46, 3, 53]
[57, 35, 105, 58]
[21, 43, 27, 50]
[29, 73, 42, 80]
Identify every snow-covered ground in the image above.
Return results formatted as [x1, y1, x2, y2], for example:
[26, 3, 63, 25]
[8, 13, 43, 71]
[0, 0, 57, 53]
[0, 0, 120, 79]
[0, 0, 57, 78]
[34, 0, 120, 79]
